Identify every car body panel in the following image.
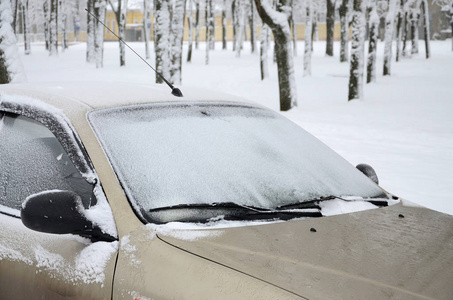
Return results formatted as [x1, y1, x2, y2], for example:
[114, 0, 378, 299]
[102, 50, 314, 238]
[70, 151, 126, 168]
[112, 224, 302, 300]
[159, 203, 453, 300]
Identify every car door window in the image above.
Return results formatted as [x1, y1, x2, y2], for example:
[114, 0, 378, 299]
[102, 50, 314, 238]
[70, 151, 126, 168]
[0, 113, 94, 213]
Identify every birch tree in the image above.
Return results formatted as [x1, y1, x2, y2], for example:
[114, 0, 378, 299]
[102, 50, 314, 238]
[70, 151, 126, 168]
[367, 0, 379, 83]
[222, 0, 227, 49]
[235, 0, 246, 57]
[43, 0, 50, 50]
[49, 0, 58, 55]
[348, 0, 366, 100]
[109, 0, 128, 66]
[144, 0, 151, 59]
[255, 0, 297, 111]
[208, 0, 215, 50]
[383, 0, 397, 76]
[154, 0, 170, 83]
[205, 0, 212, 63]
[94, 0, 106, 68]
[21, 0, 31, 55]
[86, 0, 95, 62]
[195, 0, 200, 49]
[187, 0, 194, 60]
[250, 0, 257, 53]
[0, 0, 26, 84]
[260, 23, 270, 79]
[170, 0, 186, 84]
[304, 0, 313, 76]
[409, 1, 420, 55]
[339, 0, 349, 62]
[395, 0, 404, 61]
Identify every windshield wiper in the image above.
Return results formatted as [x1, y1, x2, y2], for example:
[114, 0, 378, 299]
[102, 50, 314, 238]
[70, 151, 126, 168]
[147, 202, 322, 224]
[149, 202, 273, 213]
[275, 195, 389, 211]
[275, 196, 337, 210]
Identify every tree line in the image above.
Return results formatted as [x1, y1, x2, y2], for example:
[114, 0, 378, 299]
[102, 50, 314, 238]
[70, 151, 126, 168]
[1, 0, 450, 110]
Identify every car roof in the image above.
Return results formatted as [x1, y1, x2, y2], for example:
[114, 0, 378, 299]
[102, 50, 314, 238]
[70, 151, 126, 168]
[0, 81, 256, 111]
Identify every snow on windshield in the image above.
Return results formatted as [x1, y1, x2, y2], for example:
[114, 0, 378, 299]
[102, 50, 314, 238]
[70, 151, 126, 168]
[89, 102, 384, 221]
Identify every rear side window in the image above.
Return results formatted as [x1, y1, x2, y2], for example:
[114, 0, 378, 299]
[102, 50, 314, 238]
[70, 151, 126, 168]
[0, 113, 94, 213]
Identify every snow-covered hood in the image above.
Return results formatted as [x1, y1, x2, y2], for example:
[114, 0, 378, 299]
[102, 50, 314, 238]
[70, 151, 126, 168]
[158, 202, 453, 299]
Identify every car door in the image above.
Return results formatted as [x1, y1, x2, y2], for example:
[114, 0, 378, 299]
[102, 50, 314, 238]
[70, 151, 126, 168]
[0, 111, 118, 299]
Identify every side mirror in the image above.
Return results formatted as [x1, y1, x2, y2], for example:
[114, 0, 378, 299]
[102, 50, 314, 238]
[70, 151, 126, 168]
[21, 190, 115, 242]
[356, 163, 379, 185]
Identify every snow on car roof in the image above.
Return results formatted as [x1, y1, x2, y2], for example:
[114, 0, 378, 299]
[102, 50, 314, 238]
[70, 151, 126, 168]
[0, 82, 255, 111]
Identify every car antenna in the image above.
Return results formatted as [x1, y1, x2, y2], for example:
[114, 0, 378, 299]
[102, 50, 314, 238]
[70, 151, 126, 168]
[85, 8, 183, 97]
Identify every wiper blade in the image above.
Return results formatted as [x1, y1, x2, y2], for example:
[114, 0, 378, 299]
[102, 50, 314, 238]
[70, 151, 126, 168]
[149, 202, 272, 213]
[147, 202, 322, 224]
[275, 195, 390, 211]
[275, 195, 337, 210]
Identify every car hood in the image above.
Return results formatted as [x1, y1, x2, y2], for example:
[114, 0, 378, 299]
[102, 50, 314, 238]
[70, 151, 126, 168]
[158, 202, 453, 299]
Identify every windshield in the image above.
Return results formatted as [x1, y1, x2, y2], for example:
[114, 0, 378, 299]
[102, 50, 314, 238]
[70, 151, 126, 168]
[88, 102, 385, 223]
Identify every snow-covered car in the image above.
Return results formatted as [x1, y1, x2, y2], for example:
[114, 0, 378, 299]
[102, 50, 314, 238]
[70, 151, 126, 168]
[1, 82, 452, 300]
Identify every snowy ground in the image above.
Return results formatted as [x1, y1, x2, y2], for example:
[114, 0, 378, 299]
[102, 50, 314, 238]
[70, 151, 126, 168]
[18, 39, 453, 215]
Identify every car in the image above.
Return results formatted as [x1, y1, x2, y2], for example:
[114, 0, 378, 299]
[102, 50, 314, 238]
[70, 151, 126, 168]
[1, 82, 452, 300]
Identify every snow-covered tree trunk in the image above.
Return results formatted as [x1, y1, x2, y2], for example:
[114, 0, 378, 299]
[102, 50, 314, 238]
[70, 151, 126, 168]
[109, 0, 128, 66]
[420, 0, 430, 58]
[289, 0, 296, 56]
[303, 0, 312, 76]
[61, 0, 68, 51]
[208, 0, 215, 50]
[94, 0, 106, 68]
[205, 0, 210, 63]
[170, 0, 185, 84]
[10, 0, 18, 33]
[232, 0, 237, 51]
[0, 0, 26, 83]
[255, 0, 297, 111]
[222, 0, 227, 49]
[144, 0, 151, 60]
[118, 0, 127, 66]
[402, 12, 409, 56]
[348, 0, 366, 100]
[383, 0, 397, 76]
[195, 1, 200, 49]
[260, 22, 270, 79]
[312, 10, 318, 41]
[86, 0, 95, 63]
[22, 0, 31, 55]
[155, 0, 171, 82]
[325, 0, 335, 56]
[250, 0, 257, 53]
[395, 0, 404, 62]
[236, 0, 245, 57]
[339, 0, 349, 62]
[367, 1, 378, 83]
[49, 0, 58, 55]
[410, 8, 419, 55]
[187, 0, 194, 60]
[43, 0, 50, 50]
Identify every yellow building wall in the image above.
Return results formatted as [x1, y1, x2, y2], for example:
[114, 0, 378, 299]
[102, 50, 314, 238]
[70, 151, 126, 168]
[77, 11, 349, 42]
